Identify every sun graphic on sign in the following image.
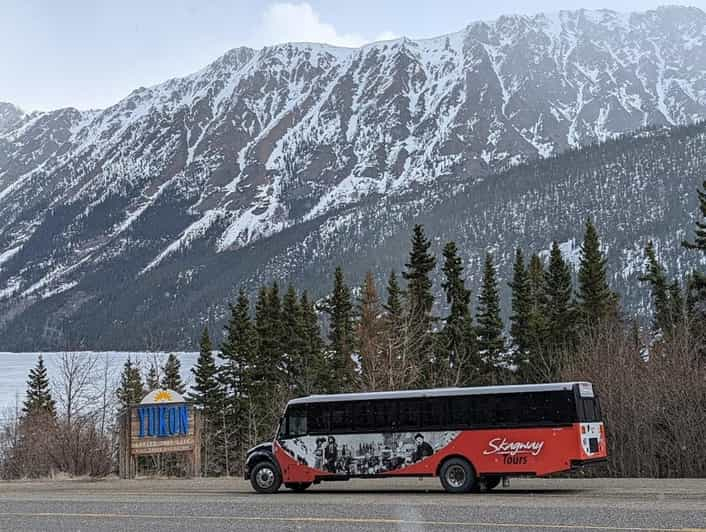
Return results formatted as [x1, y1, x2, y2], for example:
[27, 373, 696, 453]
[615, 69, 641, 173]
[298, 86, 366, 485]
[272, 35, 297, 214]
[154, 390, 172, 402]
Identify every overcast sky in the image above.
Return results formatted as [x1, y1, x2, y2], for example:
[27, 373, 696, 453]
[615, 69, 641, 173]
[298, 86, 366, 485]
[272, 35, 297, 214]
[2, 1, 704, 111]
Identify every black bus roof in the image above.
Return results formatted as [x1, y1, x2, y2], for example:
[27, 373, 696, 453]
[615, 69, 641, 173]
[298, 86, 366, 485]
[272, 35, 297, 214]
[287, 382, 593, 406]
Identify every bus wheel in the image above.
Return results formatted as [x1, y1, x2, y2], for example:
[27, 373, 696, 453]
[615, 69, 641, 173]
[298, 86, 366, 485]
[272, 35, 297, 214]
[481, 476, 501, 491]
[250, 461, 282, 493]
[285, 482, 312, 492]
[439, 458, 477, 493]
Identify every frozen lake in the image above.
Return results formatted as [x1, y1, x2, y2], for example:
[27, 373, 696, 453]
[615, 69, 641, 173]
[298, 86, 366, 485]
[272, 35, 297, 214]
[0, 352, 200, 414]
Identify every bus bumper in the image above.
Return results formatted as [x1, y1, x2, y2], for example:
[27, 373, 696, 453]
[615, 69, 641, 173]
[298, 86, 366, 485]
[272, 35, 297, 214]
[570, 457, 608, 469]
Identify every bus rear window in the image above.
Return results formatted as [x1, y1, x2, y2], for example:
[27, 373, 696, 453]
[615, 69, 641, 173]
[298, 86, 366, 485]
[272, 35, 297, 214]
[578, 397, 602, 422]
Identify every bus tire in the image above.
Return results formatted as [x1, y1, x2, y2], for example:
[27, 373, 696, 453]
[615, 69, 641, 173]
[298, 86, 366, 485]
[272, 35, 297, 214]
[284, 482, 312, 492]
[250, 461, 282, 493]
[481, 476, 501, 491]
[439, 457, 477, 493]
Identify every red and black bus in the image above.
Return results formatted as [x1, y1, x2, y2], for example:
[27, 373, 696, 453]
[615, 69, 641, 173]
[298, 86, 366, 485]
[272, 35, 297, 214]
[245, 381, 606, 493]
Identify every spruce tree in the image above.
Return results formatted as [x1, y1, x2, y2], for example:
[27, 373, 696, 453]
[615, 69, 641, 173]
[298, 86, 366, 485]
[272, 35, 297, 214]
[682, 180, 706, 316]
[254, 283, 284, 384]
[476, 253, 505, 383]
[299, 291, 326, 394]
[508, 248, 532, 357]
[321, 267, 356, 392]
[640, 241, 673, 334]
[242, 283, 288, 445]
[219, 289, 257, 473]
[220, 289, 256, 398]
[145, 363, 159, 392]
[682, 179, 706, 253]
[281, 285, 307, 395]
[116, 357, 144, 409]
[402, 225, 437, 387]
[187, 327, 223, 419]
[161, 353, 185, 393]
[22, 355, 56, 417]
[403, 224, 436, 324]
[544, 242, 574, 349]
[439, 241, 478, 386]
[577, 219, 617, 326]
[526, 254, 548, 349]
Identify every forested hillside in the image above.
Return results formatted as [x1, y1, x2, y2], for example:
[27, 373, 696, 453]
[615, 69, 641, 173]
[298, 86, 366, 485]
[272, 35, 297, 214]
[2, 122, 705, 349]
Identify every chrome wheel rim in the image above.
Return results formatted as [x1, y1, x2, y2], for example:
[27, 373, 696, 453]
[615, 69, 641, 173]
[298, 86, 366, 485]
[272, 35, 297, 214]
[446, 464, 467, 488]
[256, 467, 275, 489]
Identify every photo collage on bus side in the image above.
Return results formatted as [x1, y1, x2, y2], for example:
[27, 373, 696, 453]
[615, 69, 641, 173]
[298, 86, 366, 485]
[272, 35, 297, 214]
[281, 431, 459, 475]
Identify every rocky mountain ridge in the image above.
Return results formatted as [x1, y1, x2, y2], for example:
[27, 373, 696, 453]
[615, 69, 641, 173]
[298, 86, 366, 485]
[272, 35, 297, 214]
[2, 6, 706, 349]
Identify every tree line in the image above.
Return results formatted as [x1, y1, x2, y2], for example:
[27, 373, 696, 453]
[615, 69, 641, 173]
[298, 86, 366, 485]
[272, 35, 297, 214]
[175, 179, 705, 477]
[2, 180, 705, 478]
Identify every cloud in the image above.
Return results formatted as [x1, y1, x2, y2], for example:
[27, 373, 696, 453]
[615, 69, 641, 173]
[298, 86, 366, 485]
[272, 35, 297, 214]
[253, 2, 398, 48]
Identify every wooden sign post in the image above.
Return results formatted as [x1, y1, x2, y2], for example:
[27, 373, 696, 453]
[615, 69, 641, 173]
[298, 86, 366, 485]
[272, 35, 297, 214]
[118, 389, 201, 479]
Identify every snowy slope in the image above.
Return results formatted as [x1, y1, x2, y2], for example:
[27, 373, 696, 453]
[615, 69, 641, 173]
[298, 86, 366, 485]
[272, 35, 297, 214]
[2, 7, 706, 349]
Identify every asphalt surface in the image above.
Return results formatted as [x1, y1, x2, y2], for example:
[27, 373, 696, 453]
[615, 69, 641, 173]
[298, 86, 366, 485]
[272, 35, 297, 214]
[0, 477, 704, 531]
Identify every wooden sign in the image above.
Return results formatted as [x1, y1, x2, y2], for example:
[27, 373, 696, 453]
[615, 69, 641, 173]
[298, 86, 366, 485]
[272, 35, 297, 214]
[118, 389, 201, 478]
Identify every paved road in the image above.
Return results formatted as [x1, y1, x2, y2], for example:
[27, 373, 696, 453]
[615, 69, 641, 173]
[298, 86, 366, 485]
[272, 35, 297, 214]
[0, 477, 704, 531]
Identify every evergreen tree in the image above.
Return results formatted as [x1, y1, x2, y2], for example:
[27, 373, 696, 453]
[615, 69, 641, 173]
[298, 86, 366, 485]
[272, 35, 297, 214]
[161, 353, 185, 393]
[187, 327, 224, 476]
[254, 283, 285, 387]
[299, 291, 326, 394]
[402, 225, 437, 387]
[239, 282, 288, 446]
[145, 363, 159, 392]
[403, 224, 436, 324]
[476, 253, 505, 383]
[682, 180, 706, 317]
[187, 327, 223, 419]
[508, 248, 532, 357]
[544, 242, 575, 349]
[526, 254, 548, 351]
[116, 357, 144, 409]
[219, 289, 257, 473]
[640, 241, 673, 334]
[281, 285, 307, 395]
[22, 355, 56, 417]
[358, 272, 385, 390]
[438, 241, 478, 386]
[220, 289, 256, 398]
[577, 219, 618, 326]
[682, 179, 706, 253]
[321, 267, 356, 392]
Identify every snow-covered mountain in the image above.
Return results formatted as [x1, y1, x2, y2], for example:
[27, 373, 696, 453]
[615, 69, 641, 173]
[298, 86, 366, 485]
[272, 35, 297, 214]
[2, 6, 706, 349]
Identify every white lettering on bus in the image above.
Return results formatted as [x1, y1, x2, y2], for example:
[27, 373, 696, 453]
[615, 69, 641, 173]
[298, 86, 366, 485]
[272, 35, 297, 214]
[483, 437, 545, 456]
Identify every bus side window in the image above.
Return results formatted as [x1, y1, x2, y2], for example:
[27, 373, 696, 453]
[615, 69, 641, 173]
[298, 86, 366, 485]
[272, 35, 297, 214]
[397, 399, 420, 431]
[473, 394, 496, 427]
[494, 393, 520, 425]
[308, 403, 329, 434]
[286, 406, 307, 437]
[448, 396, 470, 428]
[353, 401, 375, 431]
[373, 400, 395, 431]
[331, 402, 354, 433]
[420, 397, 447, 428]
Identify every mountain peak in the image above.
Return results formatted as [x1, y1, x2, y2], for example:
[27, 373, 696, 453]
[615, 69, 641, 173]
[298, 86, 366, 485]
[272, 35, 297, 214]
[0, 102, 24, 134]
[2, 7, 706, 348]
